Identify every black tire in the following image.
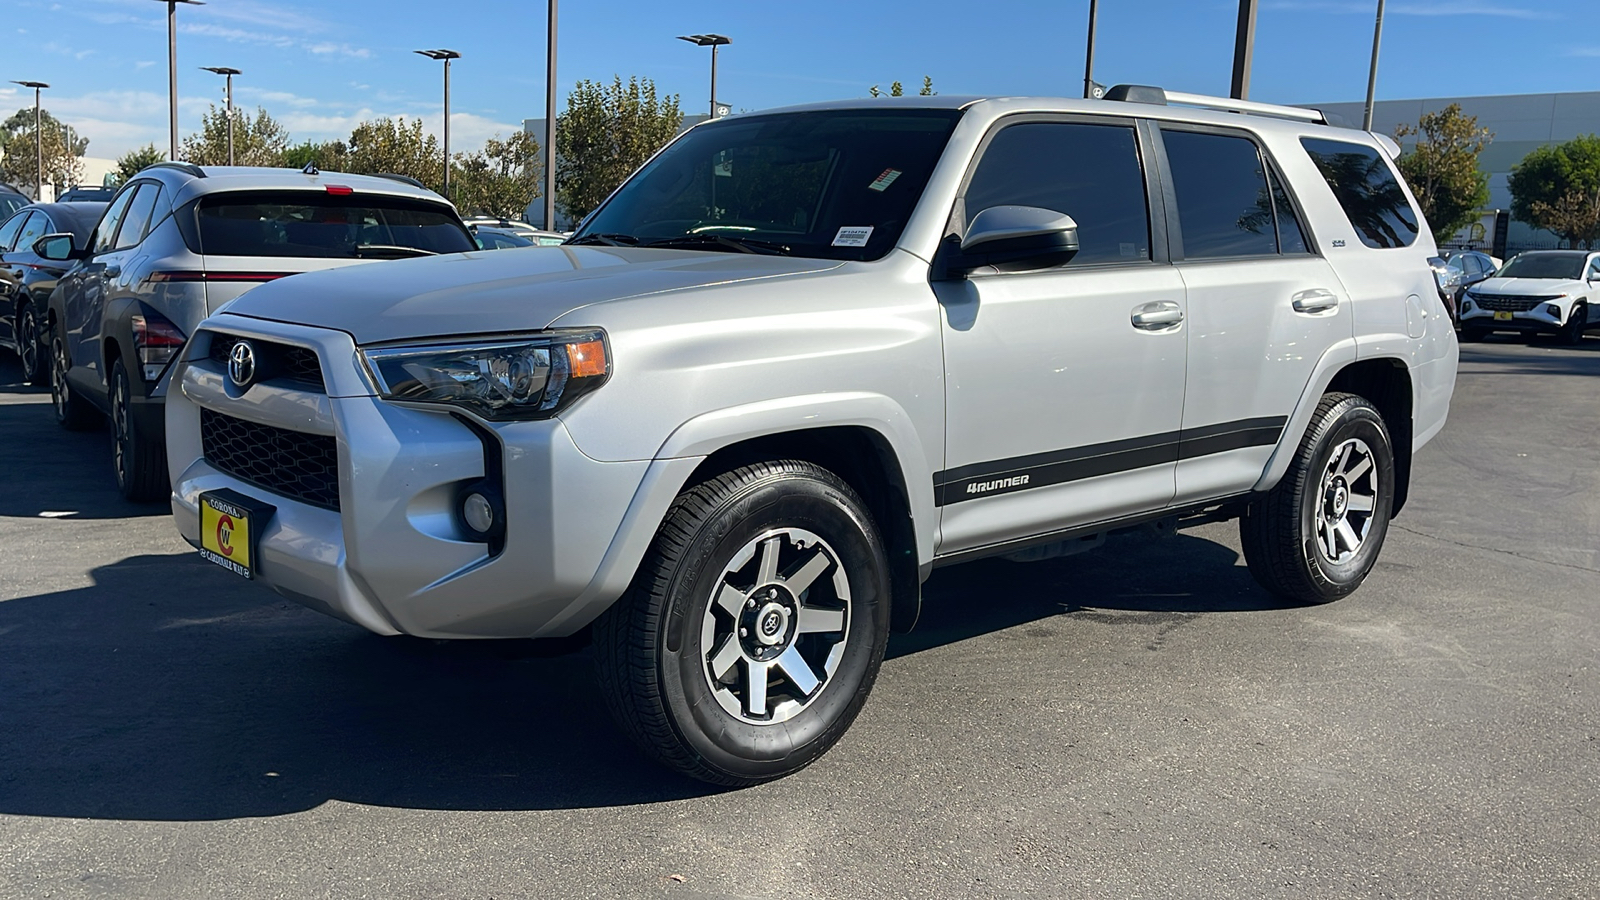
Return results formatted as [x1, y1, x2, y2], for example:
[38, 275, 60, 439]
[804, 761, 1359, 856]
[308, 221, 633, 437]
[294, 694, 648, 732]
[1457, 326, 1488, 343]
[1240, 393, 1396, 605]
[111, 358, 169, 502]
[593, 460, 891, 786]
[1558, 301, 1587, 345]
[50, 328, 98, 431]
[16, 302, 44, 385]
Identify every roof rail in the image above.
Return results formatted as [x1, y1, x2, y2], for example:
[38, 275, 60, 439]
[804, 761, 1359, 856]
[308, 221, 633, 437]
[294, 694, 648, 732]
[146, 161, 207, 179]
[1104, 84, 1326, 125]
[371, 172, 427, 190]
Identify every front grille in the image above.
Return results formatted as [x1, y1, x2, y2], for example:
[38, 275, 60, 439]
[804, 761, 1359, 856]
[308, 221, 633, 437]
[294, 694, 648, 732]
[206, 334, 325, 391]
[1469, 294, 1552, 313]
[202, 409, 341, 510]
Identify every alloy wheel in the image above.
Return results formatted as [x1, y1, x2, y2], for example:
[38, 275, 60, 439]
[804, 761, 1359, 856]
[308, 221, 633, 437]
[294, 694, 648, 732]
[1316, 437, 1379, 564]
[700, 527, 851, 724]
[112, 370, 131, 489]
[18, 307, 39, 380]
[50, 337, 69, 419]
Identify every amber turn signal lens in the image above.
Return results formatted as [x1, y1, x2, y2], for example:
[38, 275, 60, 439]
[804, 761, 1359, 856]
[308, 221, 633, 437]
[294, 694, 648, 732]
[566, 339, 608, 378]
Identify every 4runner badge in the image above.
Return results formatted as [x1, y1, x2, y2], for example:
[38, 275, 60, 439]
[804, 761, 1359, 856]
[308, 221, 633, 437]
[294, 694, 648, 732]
[967, 475, 1030, 495]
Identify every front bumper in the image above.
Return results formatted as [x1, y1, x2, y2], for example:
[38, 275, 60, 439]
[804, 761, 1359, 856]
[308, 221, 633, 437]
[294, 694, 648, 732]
[168, 317, 658, 639]
[1459, 300, 1568, 333]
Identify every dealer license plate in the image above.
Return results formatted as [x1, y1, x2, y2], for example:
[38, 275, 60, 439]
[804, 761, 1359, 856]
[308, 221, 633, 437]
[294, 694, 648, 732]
[199, 489, 275, 579]
[1494, 311, 1514, 321]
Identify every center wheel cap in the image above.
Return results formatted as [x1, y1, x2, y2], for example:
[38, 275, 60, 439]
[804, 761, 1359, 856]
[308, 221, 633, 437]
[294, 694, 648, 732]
[754, 602, 790, 646]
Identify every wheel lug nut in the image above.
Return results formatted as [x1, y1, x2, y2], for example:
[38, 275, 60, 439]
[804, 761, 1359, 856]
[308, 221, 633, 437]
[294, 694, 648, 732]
[747, 598, 756, 608]
[739, 628, 748, 637]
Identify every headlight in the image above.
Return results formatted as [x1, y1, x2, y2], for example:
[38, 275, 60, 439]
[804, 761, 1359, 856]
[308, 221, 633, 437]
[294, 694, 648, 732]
[362, 329, 610, 420]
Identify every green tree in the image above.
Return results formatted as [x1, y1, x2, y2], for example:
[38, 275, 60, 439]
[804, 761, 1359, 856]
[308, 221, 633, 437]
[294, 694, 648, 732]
[452, 131, 543, 218]
[1529, 186, 1600, 250]
[1508, 135, 1600, 247]
[180, 105, 290, 167]
[868, 77, 936, 98]
[556, 76, 683, 221]
[342, 117, 444, 194]
[0, 107, 88, 197]
[280, 139, 348, 172]
[113, 144, 165, 185]
[1394, 103, 1492, 240]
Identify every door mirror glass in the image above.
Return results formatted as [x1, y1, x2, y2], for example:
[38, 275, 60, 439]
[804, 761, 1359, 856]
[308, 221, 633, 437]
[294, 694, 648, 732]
[33, 233, 81, 262]
[943, 205, 1080, 277]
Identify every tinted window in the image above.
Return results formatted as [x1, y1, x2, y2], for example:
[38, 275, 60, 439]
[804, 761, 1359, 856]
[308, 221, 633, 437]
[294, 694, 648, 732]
[1161, 129, 1277, 259]
[115, 184, 162, 250]
[1300, 138, 1419, 249]
[0, 195, 23, 218]
[964, 122, 1150, 265]
[14, 212, 50, 256]
[1497, 253, 1586, 280]
[197, 191, 475, 258]
[0, 211, 27, 251]
[1269, 169, 1309, 254]
[577, 109, 963, 262]
[93, 187, 139, 255]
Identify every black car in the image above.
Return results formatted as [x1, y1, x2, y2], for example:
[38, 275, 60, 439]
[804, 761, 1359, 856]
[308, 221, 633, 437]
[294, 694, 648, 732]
[58, 186, 119, 203]
[0, 202, 108, 384]
[471, 224, 535, 250]
[0, 187, 27, 220]
[1437, 249, 1498, 326]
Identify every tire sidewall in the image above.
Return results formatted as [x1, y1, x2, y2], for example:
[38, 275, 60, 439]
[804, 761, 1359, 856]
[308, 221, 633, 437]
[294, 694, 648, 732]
[112, 361, 134, 492]
[659, 473, 889, 780]
[17, 303, 41, 383]
[50, 332, 72, 426]
[1298, 403, 1395, 595]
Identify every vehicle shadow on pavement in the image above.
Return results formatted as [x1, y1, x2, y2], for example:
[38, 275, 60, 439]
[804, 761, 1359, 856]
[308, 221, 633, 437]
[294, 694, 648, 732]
[0, 552, 721, 821]
[891, 529, 1290, 660]
[0, 390, 170, 520]
[1458, 340, 1600, 377]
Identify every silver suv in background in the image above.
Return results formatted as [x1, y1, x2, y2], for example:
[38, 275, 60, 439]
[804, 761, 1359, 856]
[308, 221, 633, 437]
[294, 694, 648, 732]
[42, 163, 475, 500]
[168, 88, 1457, 785]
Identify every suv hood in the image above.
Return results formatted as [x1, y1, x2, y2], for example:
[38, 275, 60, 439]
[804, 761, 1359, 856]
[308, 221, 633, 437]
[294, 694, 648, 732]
[219, 247, 845, 344]
[1471, 277, 1586, 297]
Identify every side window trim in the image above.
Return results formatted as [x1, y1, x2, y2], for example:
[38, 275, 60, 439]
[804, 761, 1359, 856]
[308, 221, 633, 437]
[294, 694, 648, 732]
[947, 111, 1170, 270]
[0, 211, 32, 252]
[1152, 121, 1320, 263]
[92, 185, 140, 256]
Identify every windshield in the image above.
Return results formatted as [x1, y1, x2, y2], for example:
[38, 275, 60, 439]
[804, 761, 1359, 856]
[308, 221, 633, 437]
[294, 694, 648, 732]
[196, 190, 474, 258]
[1497, 253, 1587, 280]
[572, 108, 964, 261]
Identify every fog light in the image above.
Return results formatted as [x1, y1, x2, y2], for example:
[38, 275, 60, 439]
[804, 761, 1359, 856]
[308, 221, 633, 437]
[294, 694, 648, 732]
[1546, 304, 1562, 318]
[1461, 299, 1474, 312]
[463, 492, 496, 534]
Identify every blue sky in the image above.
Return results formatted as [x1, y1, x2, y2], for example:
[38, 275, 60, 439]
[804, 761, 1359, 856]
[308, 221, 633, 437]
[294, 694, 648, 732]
[5, 0, 1598, 160]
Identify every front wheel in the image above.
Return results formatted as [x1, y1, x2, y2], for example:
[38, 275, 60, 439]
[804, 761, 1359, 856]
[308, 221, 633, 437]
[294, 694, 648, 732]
[111, 359, 169, 502]
[1558, 302, 1587, 345]
[16, 303, 44, 385]
[1241, 393, 1396, 604]
[593, 460, 891, 786]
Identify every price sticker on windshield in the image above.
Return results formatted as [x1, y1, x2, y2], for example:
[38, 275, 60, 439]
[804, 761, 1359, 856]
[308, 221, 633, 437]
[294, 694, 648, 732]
[832, 226, 874, 248]
[868, 168, 902, 191]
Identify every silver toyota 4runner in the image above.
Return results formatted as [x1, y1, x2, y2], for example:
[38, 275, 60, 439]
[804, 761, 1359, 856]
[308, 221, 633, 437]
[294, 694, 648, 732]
[167, 87, 1458, 785]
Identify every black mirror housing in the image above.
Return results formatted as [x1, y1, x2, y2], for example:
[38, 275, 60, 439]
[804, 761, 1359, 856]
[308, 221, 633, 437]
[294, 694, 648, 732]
[936, 206, 1080, 279]
[33, 233, 82, 262]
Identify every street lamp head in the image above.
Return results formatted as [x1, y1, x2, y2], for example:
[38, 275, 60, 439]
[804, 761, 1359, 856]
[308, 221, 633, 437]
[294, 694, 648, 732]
[201, 66, 241, 76]
[414, 49, 462, 61]
[677, 34, 731, 47]
[11, 81, 50, 90]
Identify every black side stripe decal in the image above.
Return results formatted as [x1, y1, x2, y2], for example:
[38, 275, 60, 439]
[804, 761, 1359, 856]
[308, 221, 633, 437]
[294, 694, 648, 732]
[934, 416, 1287, 506]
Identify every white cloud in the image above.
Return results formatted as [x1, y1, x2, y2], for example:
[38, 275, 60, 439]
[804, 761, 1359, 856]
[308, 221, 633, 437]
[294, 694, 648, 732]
[306, 42, 372, 59]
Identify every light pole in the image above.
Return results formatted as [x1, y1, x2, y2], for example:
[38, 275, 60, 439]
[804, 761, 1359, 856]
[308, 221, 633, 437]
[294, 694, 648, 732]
[545, 0, 557, 231]
[1363, 0, 1386, 131]
[152, 0, 206, 160]
[201, 66, 241, 165]
[1083, 0, 1099, 99]
[415, 49, 461, 199]
[10, 81, 48, 200]
[1230, 0, 1258, 100]
[677, 34, 731, 118]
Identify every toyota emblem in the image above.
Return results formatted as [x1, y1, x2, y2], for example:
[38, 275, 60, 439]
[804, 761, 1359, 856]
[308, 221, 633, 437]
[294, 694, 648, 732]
[228, 340, 257, 388]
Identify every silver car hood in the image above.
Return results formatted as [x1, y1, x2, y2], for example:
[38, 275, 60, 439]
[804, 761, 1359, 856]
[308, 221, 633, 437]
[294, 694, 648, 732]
[1472, 277, 1586, 297]
[218, 246, 846, 344]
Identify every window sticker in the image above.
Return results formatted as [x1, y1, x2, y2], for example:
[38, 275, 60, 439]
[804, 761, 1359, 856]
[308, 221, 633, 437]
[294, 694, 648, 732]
[832, 226, 874, 247]
[868, 168, 903, 192]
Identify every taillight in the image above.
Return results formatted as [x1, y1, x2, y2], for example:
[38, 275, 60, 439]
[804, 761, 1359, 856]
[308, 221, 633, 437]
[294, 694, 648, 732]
[131, 311, 187, 381]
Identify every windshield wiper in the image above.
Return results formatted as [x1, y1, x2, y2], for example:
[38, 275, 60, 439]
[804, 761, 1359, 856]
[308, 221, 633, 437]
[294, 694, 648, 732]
[566, 233, 640, 247]
[642, 235, 792, 256]
[354, 244, 437, 260]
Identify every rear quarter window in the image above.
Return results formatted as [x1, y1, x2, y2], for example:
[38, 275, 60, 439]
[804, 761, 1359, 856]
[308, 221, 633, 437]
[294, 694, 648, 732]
[195, 191, 474, 258]
[1300, 138, 1419, 249]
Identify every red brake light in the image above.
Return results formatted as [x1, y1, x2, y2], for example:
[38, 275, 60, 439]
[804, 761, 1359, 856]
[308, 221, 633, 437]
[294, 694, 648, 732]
[326, 185, 354, 195]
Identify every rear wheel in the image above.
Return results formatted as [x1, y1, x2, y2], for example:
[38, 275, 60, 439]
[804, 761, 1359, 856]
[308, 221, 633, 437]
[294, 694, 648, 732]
[16, 303, 44, 385]
[1241, 393, 1395, 604]
[50, 328, 98, 431]
[593, 460, 890, 785]
[111, 358, 168, 502]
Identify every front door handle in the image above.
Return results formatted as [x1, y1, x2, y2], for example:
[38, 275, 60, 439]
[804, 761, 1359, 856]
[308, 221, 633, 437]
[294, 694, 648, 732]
[1131, 300, 1183, 330]
[102, 265, 121, 279]
[1292, 288, 1339, 313]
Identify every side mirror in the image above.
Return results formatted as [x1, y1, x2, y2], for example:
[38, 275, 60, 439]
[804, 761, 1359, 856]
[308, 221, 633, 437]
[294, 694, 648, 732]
[939, 206, 1080, 279]
[33, 233, 82, 262]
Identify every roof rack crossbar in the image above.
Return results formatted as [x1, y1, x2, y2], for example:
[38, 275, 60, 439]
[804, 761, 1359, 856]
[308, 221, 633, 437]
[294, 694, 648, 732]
[146, 161, 207, 178]
[1105, 84, 1326, 125]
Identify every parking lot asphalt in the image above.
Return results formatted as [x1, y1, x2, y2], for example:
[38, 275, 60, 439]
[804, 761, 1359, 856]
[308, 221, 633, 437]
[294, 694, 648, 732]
[1, 336, 1596, 900]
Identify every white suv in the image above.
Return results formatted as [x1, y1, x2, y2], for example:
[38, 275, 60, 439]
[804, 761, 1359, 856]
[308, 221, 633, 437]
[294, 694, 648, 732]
[1457, 250, 1599, 343]
[167, 87, 1458, 785]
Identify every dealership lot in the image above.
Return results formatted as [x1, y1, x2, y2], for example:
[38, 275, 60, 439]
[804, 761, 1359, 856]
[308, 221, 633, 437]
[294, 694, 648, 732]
[1, 338, 1596, 899]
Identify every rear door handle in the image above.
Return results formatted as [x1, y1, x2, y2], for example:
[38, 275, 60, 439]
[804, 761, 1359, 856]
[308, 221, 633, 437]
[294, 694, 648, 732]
[1131, 300, 1184, 330]
[1292, 288, 1339, 313]
[102, 266, 121, 279]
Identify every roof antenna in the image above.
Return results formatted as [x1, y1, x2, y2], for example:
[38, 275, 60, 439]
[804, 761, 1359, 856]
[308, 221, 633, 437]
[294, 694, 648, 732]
[302, 161, 320, 176]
